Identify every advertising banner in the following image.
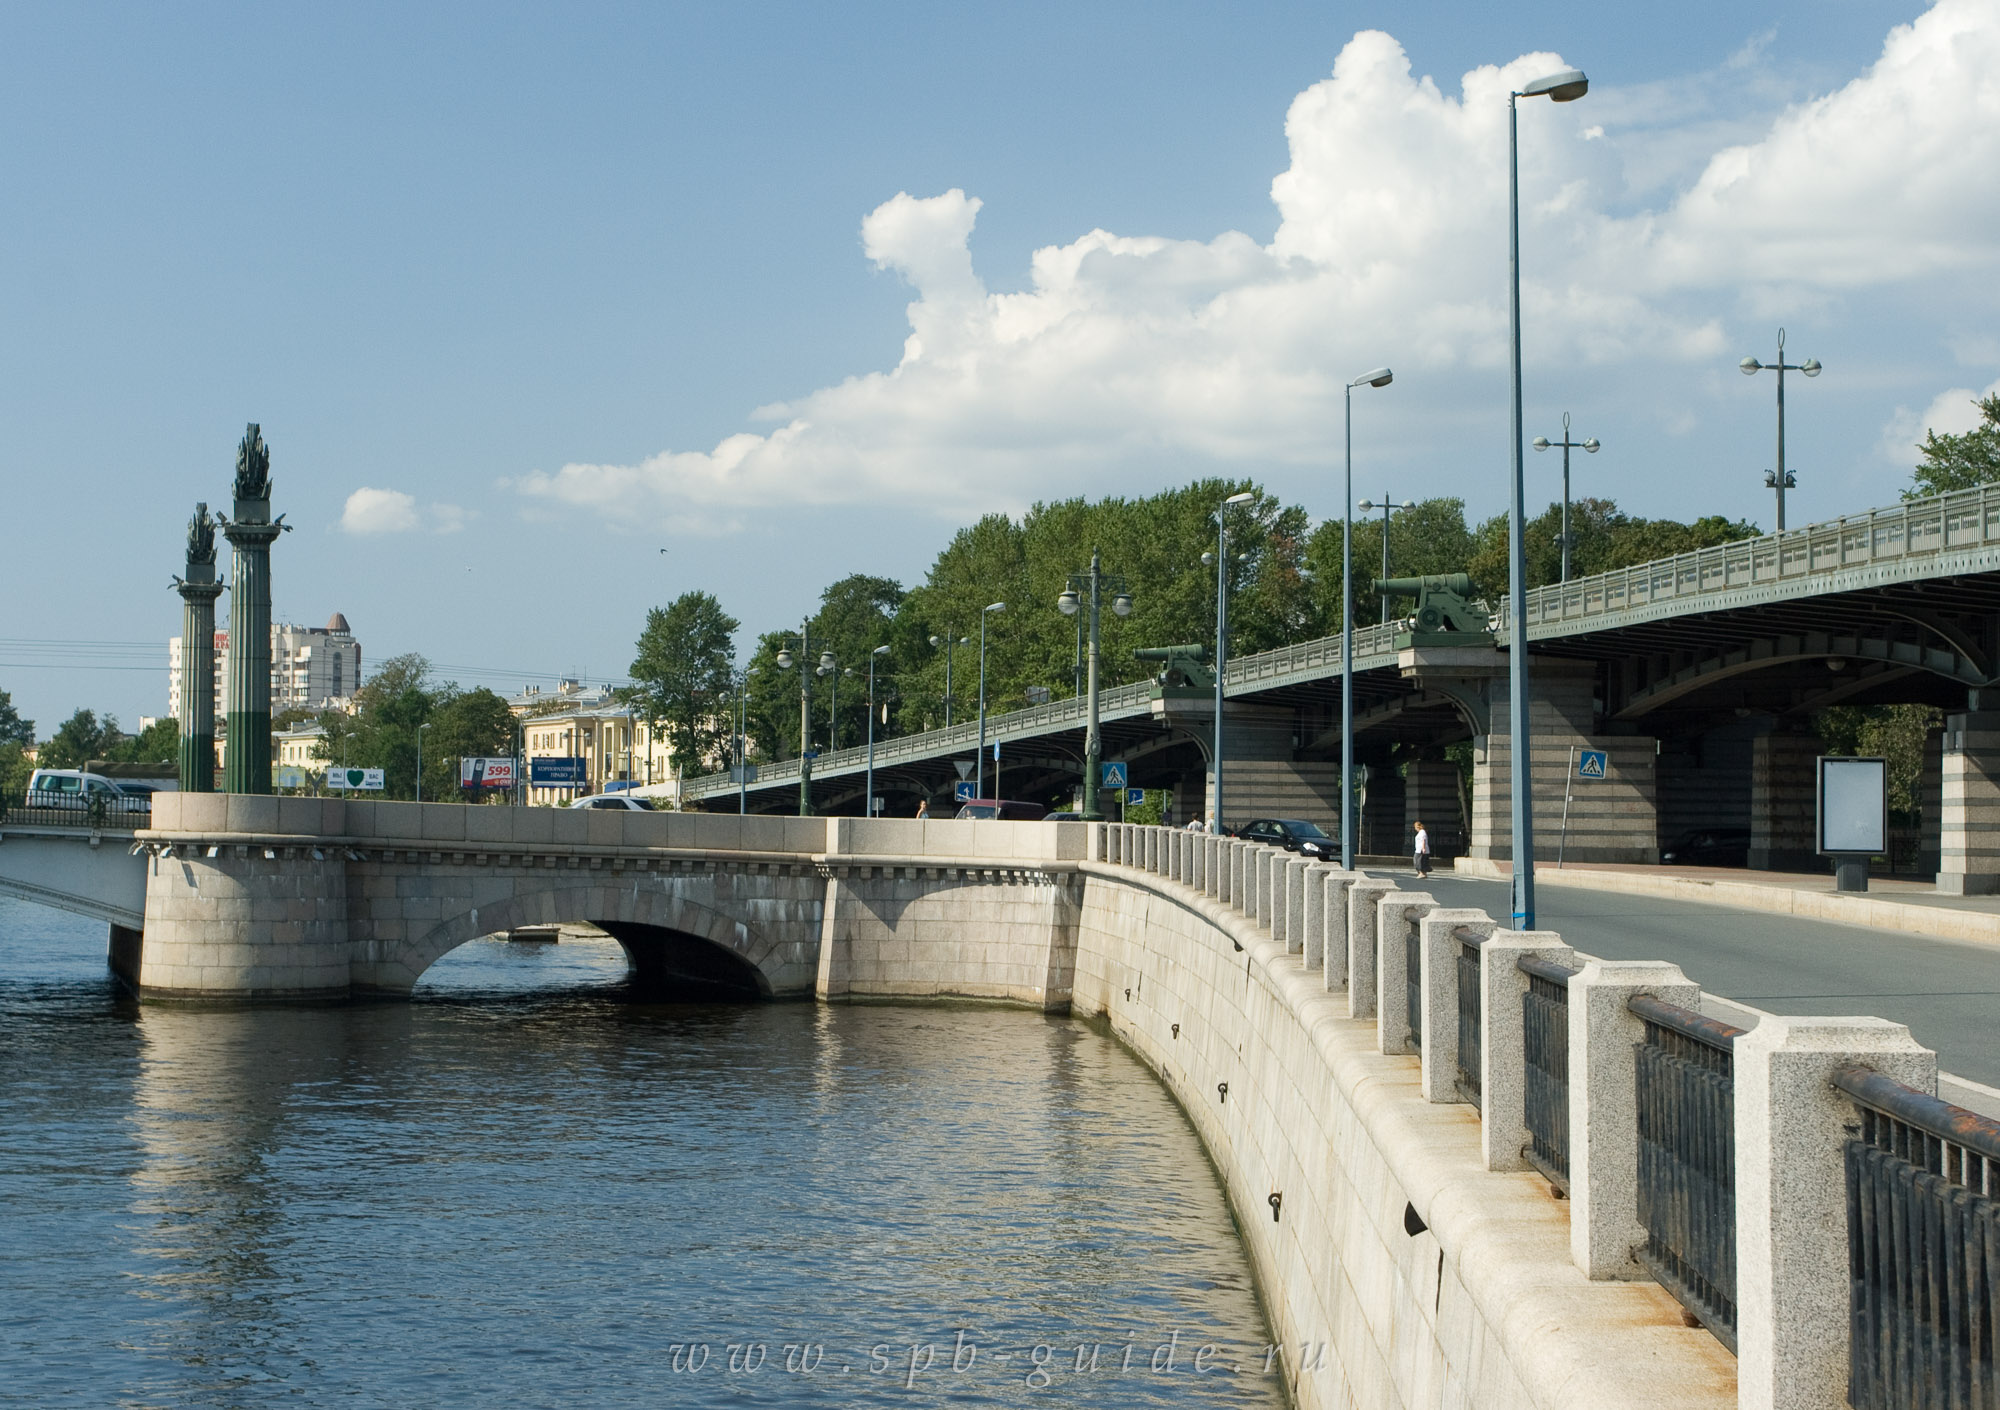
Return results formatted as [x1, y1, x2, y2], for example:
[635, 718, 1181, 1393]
[460, 757, 518, 789]
[327, 768, 385, 791]
[530, 757, 587, 787]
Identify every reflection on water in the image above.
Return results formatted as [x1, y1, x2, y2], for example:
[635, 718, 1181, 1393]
[0, 903, 1284, 1407]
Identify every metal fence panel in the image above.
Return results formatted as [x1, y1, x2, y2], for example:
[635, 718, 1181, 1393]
[1455, 930, 1483, 1109]
[1519, 952, 1575, 1192]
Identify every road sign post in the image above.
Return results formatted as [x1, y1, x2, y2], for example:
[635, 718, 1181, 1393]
[1558, 748, 1608, 868]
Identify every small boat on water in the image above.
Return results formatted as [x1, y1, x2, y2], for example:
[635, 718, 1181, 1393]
[506, 925, 561, 944]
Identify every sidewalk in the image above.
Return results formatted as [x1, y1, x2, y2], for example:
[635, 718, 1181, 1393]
[1452, 856, 2000, 948]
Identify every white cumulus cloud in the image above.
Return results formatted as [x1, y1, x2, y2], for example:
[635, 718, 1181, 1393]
[511, 1, 2000, 529]
[1880, 376, 2000, 466]
[340, 487, 468, 535]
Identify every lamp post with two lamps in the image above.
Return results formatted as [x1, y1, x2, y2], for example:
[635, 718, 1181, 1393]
[1056, 550, 1133, 821]
[773, 622, 822, 817]
[1342, 367, 1394, 869]
[864, 644, 891, 818]
[1356, 491, 1413, 626]
[1205, 491, 1257, 829]
[1506, 62, 1590, 930]
[733, 666, 759, 815]
[975, 602, 1006, 798]
[928, 632, 968, 728]
[1532, 412, 1600, 583]
[1740, 328, 1821, 533]
[416, 721, 431, 804]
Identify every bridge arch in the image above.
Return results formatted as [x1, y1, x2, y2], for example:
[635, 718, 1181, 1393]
[383, 883, 795, 998]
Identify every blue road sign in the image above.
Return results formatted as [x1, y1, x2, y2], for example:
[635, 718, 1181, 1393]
[529, 757, 587, 786]
[1101, 761, 1128, 788]
[1577, 749, 1608, 779]
[1127, 788, 1146, 805]
[953, 781, 976, 803]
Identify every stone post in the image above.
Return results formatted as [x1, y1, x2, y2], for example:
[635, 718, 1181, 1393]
[1937, 696, 2000, 894]
[1418, 908, 1496, 1102]
[1374, 892, 1437, 1054]
[221, 424, 282, 796]
[1283, 858, 1310, 954]
[1204, 835, 1221, 897]
[1345, 877, 1398, 1019]
[1227, 840, 1245, 909]
[1477, 930, 1571, 1171]
[1299, 862, 1333, 969]
[1567, 959, 1700, 1280]
[1258, 848, 1279, 931]
[1732, 1015, 1935, 1410]
[173, 503, 224, 793]
[1320, 870, 1359, 990]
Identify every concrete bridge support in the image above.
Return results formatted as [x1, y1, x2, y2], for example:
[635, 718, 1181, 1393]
[1401, 756, 1463, 861]
[1748, 727, 1820, 872]
[1937, 698, 2000, 894]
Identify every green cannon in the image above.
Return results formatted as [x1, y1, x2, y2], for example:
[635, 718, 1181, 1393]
[1134, 644, 1214, 695]
[1372, 574, 1493, 644]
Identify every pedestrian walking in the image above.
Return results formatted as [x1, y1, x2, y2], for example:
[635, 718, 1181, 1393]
[1412, 819, 1431, 877]
[915, 798, 929, 820]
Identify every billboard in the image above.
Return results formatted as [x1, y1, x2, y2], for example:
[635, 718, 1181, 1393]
[460, 757, 518, 789]
[1818, 756, 1887, 855]
[327, 768, 385, 791]
[530, 757, 588, 787]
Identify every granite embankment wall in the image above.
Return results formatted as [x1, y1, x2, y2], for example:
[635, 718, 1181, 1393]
[1069, 861, 1733, 1410]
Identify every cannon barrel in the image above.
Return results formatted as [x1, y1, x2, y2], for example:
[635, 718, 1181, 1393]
[1374, 573, 1474, 599]
[1133, 645, 1207, 660]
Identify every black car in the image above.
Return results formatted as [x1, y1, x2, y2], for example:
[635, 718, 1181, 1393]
[1235, 818, 1338, 860]
[1659, 828, 1751, 867]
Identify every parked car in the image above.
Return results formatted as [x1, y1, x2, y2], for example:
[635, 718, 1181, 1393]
[1659, 828, 1750, 867]
[567, 794, 658, 811]
[1235, 817, 1338, 860]
[1045, 810, 1083, 821]
[24, 769, 151, 813]
[954, 799, 1050, 821]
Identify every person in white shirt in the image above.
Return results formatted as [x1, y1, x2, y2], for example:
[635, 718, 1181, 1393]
[1413, 819, 1431, 877]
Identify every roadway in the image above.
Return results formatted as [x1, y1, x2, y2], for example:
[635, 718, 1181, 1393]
[1390, 866, 2000, 1088]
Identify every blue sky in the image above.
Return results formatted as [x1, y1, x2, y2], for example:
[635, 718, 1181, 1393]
[4, 1, 1993, 732]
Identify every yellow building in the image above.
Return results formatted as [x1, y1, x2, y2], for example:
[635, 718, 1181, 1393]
[520, 702, 676, 806]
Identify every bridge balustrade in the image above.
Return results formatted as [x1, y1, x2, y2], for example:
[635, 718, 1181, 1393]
[1, 789, 150, 830]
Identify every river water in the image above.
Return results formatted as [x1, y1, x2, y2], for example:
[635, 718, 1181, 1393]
[0, 897, 1286, 1407]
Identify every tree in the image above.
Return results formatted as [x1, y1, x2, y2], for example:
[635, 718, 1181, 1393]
[114, 717, 179, 764]
[315, 653, 437, 799]
[0, 688, 32, 748]
[1907, 393, 2000, 498]
[1814, 704, 1941, 819]
[629, 592, 740, 775]
[39, 709, 115, 769]
[428, 687, 517, 800]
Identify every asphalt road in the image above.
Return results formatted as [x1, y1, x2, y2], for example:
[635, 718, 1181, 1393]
[1385, 866, 2000, 1088]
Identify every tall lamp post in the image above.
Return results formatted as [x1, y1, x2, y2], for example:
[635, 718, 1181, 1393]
[416, 721, 431, 804]
[1356, 492, 1413, 624]
[1740, 328, 1821, 533]
[774, 620, 816, 816]
[1532, 412, 1600, 582]
[734, 666, 758, 815]
[928, 632, 968, 728]
[864, 644, 890, 817]
[975, 602, 1005, 798]
[1508, 63, 1590, 930]
[1057, 550, 1133, 821]
[817, 651, 840, 752]
[1205, 492, 1256, 829]
[1343, 367, 1394, 870]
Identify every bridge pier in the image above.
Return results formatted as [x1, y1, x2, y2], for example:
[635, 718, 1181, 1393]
[1937, 696, 2000, 894]
[1748, 725, 1821, 872]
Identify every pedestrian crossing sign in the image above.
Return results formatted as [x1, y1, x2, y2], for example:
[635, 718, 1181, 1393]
[1577, 749, 1608, 779]
[1102, 761, 1128, 788]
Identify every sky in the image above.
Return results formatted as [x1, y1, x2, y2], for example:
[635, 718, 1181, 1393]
[4, 0, 1998, 734]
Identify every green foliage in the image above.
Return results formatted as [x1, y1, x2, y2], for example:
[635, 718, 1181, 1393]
[1813, 703, 1941, 817]
[1305, 498, 1478, 631]
[314, 654, 515, 800]
[118, 717, 180, 764]
[746, 575, 903, 761]
[0, 688, 32, 748]
[1466, 499, 1759, 599]
[0, 742, 33, 800]
[628, 591, 741, 773]
[1906, 394, 2000, 498]
[39, 709, 115, 769]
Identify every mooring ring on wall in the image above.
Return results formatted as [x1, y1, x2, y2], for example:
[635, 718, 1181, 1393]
[1267, 1192, 1282, 1222]
[1217, 1081, 1228, 1103]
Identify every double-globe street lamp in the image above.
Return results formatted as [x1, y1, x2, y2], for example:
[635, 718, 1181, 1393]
[1205, 491, 1257, 829]
[773, 620, 822, 817]
[1356, 491, 1413, 628]
[1056, 551, 1133, 821]
[1507, 63, 1590, 930]
[864, 644, 891, 818]
[975, 601, 1006, 798]
[1740, 327, 1821, 533]
[927, 632, 969, 727]
[1343, 368, 1394, 869]
[416, 720, 431, 804]
[1532, 411, 1600, 583]
[733, 665, 759, 815]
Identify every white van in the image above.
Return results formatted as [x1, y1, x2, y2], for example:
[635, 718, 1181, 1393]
[24, 769, 151, 813]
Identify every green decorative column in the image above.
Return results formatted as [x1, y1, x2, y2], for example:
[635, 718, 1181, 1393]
[172, 503, 225, 792]
[220, 425, 285, 795]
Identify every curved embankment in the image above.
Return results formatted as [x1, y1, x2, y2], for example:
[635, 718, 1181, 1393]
[1067, 861, 1735, 1410]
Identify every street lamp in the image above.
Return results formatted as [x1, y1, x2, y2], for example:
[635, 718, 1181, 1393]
[774, 619, 816, 816]
[1356, 492, 1413, 624]
[1740, 327, 1821, 532]
[1508, 63, 1589, 931]
[927, 632, 969, 728]
[815, 651, 840, 752]
[864, 644, 890, 818]
[416, 721, 431, 804]
[1343, 367, 1394, 869]
[1531, 411, 1600, 582]
[1057, 550, 1133, 821]
[1207, 491, 1256, 829]
[735, 665, 759, 815]
[976, 601, 1005, 798]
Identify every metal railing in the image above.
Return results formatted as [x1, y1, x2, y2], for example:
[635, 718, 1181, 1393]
[1834, 1064, 2000, 1410]
[1630, 994, 1747, 1351]
[0, 789, 150, 829]
[1519, 952, 1577, 1192]
[1455, 928, 1484, 1108]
